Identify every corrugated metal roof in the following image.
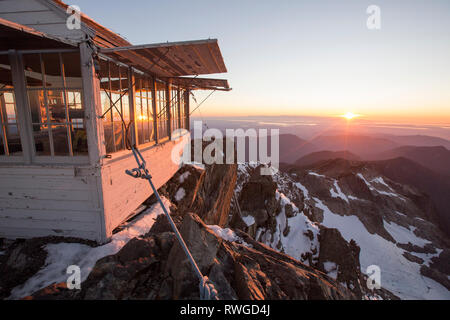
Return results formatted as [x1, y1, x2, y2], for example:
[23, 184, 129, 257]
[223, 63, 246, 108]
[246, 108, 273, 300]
[169, 77, 230, 91]
[99, 39, 227, 77]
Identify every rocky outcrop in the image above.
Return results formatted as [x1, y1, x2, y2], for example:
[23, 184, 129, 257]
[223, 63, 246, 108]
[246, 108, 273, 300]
[231, 166, 280, 238]
[231, 162, 449, 299]
[28, 212, 355, 300]
[189, 163, 237, 227]
[317, 227, 363, 297]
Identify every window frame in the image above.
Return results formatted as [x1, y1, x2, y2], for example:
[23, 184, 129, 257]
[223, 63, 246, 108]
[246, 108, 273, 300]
[0, 48, 89, 165]
[97, 54, 191, 159]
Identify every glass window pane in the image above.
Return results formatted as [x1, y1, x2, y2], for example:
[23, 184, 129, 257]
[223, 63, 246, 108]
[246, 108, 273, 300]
[46, 90, 67, 124]
[1, 85, 22, 156]
[61, 52, 82, 88]
[52, 125, 69, 156]
[6, 124, 22, 155]
[0, 131, 5, 155]
[27, 90, 45, 124]
[33, 124, 51, 156]
[23, 54, 43, 88]
[72, 126, 88, 155]
[101, 91, 114, 153]
[23, 52, 86, 158]
[0, 55, 13, 89]
[42, 53, 63, 88]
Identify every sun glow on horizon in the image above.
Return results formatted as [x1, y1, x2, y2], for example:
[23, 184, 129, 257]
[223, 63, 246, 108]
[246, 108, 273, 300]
[341, 112, 360, 120]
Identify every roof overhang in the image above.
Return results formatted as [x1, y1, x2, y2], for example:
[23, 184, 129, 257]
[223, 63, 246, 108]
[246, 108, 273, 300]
[0, 18, 75, 52]
[168, 77, 231, 91]
[99, 39, 227, 78]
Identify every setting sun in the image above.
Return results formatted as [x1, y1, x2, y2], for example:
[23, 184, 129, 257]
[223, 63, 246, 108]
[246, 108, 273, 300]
[341, 112, 359, 120]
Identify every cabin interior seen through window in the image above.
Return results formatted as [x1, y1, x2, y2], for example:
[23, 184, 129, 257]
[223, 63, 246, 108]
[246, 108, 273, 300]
[0, 54, 22, 156]
[23, 52, 87, 157]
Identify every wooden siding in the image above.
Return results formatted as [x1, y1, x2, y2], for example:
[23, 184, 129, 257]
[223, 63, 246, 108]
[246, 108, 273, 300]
[100, 137, 188, 237]
[0, 165, 104, 241]
[0, 0, 86, 43]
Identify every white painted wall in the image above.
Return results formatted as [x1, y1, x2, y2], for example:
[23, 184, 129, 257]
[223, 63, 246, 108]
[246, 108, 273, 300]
[0, 136, 188, 242]
[0, 0, 88, 43]
[0, 165, 104, 241]
[101, 137, 188, 237]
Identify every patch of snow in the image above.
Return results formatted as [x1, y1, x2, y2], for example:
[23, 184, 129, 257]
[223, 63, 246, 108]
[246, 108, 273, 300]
[313, 196, 450, 300]
[8, 197, 170, 300]
[175, 187, 186, 201]
[323, 261, 338, 279]
[395, 211, 407, 217]
[207, 225, 251, 247]
[294, 182, 310, 200]
[208, 225, 239, 242]
[308, 171, 326, 177]
[242, 215, 255, 226]
[357, 173, 371, 187]
[178, 171, 191, 183]
[414, 248, 443, 268]
[357, 173, 405, 201]
[371, 177, 394, 190]
[348, 195, 360, 201]
[383, 220, 431, 248]
[259, 190, 320, 264]
[330, 180, 349, 203]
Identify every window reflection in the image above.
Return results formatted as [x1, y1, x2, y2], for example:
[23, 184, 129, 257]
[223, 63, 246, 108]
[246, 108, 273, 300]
[0, 54, 22, 156]
[23, 52, 87, 156]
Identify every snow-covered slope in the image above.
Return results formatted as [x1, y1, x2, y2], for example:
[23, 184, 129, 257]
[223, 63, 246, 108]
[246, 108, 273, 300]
[232, 161, 450, 300]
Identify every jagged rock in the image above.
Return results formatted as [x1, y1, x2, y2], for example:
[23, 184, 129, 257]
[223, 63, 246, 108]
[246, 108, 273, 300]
[166, 213, 237, 299]
[149, 165, 203, 216]
[30, 212, 356, 300]
[428, 248, 450, 276]
[190, 163, 237, 226]
[317, 227, 363, 298]
[167, 213, 354, 300]
[232, 166, 281, 238]
[420, 266, 450, 291]
[403, 252, 424, 264]
[23, 282, 80, 300]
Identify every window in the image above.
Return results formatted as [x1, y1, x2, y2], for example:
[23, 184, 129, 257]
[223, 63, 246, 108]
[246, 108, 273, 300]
[171, 86, 180, 133]
[179, 89, 188, 130]
[135, 76, 154, 145]
[100, 59, 130, 153]
[0, 54, 22, 156]
[156, 84, 168, 140]
[23, 52, 87, 157]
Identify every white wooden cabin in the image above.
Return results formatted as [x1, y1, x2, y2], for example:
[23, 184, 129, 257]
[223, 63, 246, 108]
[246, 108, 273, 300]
[0, 0, 230, 242]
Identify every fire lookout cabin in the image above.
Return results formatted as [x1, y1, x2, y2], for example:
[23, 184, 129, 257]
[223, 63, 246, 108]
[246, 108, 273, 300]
[0, 0, 230, 242]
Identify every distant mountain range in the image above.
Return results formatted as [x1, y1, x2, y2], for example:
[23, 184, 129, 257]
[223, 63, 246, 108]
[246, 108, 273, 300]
[276, 132, 450, 237]
[369, 145, 450, 177]
[295, 150, 361, 167]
